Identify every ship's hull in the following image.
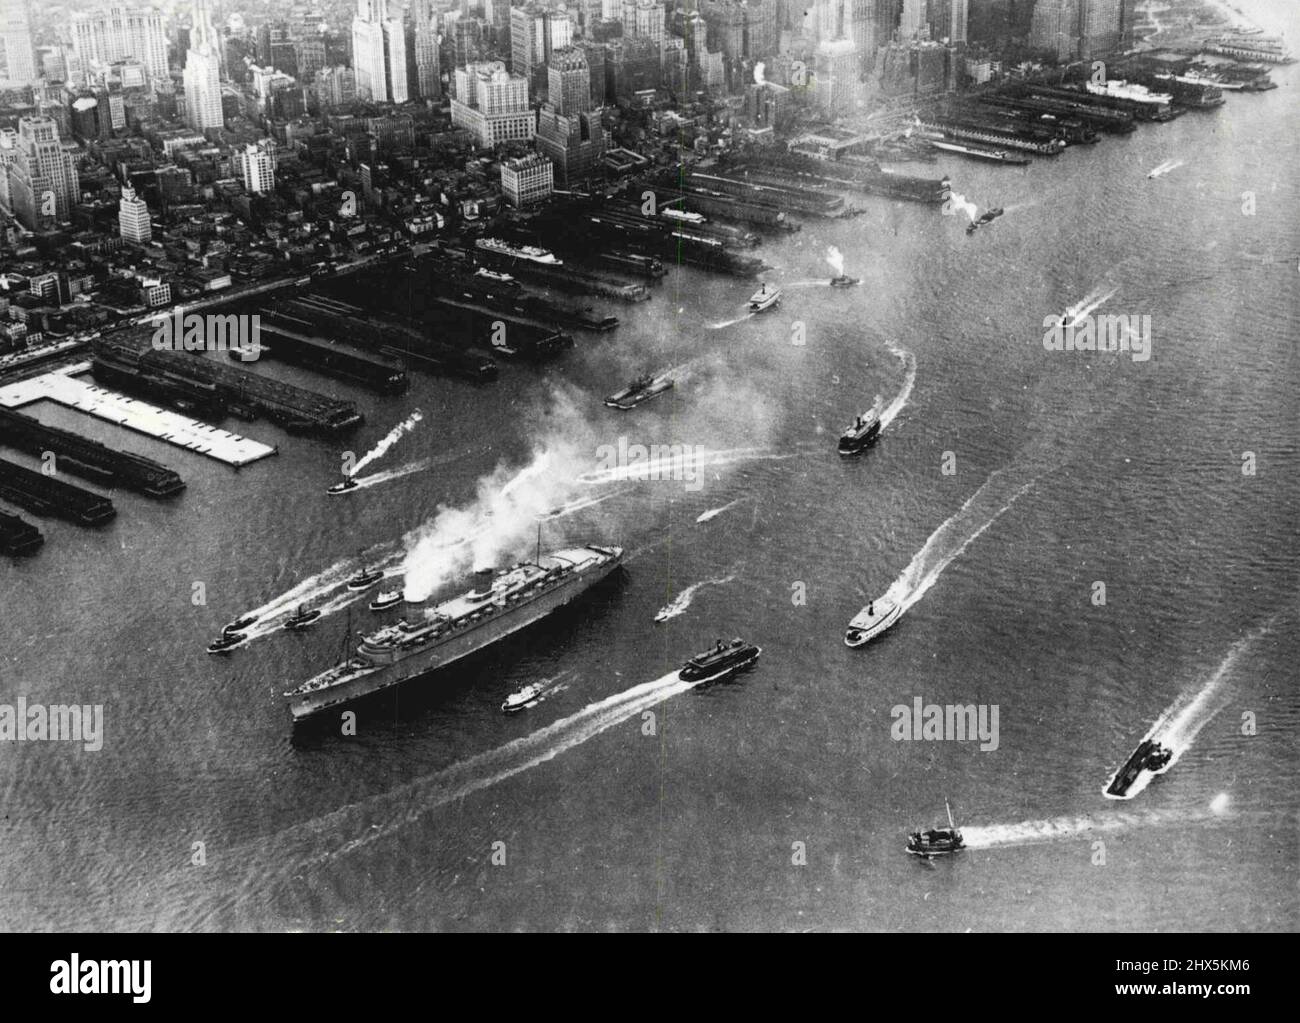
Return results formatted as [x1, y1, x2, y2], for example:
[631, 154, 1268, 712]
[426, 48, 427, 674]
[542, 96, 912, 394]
[680, 646, 761, 685]
[604, 381, 673, 409]
[844, 600, 902, 647]
[838, 421, 881, 455]
[287, 552, 622, 720]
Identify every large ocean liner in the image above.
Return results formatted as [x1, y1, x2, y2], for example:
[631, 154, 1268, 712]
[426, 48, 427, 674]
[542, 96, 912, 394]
[283, 544, 623, 720]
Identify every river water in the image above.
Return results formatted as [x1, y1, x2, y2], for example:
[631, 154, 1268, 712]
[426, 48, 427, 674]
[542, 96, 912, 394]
[1, 6, 1297, 931]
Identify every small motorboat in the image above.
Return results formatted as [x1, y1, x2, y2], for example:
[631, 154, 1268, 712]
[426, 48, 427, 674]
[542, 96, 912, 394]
[965, 207, 1005, 236]
[679, 638, 762, 685]
[283, 606, 322, 631]
[906, 801, 965, 858]
[206, 632, 247, 654]
[829, 275, 860, 288]
[346, 566, 384, 591]
[369, 589, 404, 612]
[222, 614, 258, 636]
[748, 283, 781, 312]
[327, 477, 360, 496]
[502, 682, 547, 714]
[1105, 739, 1175, 798]
[844, 597, 902, 647]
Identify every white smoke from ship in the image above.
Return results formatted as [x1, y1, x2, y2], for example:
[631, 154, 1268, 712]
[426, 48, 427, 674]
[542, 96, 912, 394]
[753, 62, 766, 86]
[350, 409, 423, 476]
[826, 245, 846, 277]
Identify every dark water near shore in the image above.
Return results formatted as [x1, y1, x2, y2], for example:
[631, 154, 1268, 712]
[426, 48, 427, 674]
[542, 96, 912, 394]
[3, 24, 1298, 930]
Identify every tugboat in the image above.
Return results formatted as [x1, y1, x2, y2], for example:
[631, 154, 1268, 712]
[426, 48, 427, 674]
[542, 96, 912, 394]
[829, 275, 861, 288]
[1105, 739, 1174, 798]
[369, 589, 404, 612]
[327, 476, 360, 496]
[906, 801, 965, 857]
[604, 373, 674, 410]
[222, 614, 259, 636]
[282, 605, 323, 631]
[206, 632, 247, 654]
[844, 596, 902, 647]
[748, 283, 781, 312]
[679, 638, 762, 684]
[965, 207, 1005, 236]
[838, 396, 884, 456]
[346, 564, 384, 591]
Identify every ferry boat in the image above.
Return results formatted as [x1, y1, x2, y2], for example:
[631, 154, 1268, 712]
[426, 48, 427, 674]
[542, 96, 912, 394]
[283, 606, 322, 631]
[844, 596, 902, 647]
[679, 638, 761, 684]
[838, 396, 884, 456]
[476, 237, 563, 266]
[748, 283, 781, 312]
[283, 545, 623, 721]
[829, 275, 861, 288]
[906, 801, 965, 857]
[604, 373, 674, 410]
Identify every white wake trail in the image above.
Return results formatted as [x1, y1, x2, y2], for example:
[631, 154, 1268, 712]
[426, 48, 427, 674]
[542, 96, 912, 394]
[350, 409, 423, 476]
[654, 574, 737, 622]
[878, 342, 917, 431]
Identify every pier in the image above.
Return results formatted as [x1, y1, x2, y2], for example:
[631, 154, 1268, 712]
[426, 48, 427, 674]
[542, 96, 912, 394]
[0, 457, 116, 526]
[0, 367, 276, 468]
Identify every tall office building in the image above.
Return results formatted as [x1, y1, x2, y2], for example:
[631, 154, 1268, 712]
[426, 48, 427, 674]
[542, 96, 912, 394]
[1079, 0, 1123, 57]
[1030, 0, 1080, 61]
[118, 184, 151, 243]
[4, 117, 80, 231]
[536, 106, 604, 187]
[69, 4, 169, 86]
[547, 47, 591, 116]
[511, 5, 571, 92]
[0, 0, 38, 87]
[237, 139, 277, 194]
[899, 0, 927, 40]
[351, 0, 408, 103]
[450, 60, 533, 147]
[923, 0, 968, 43]
[622, 1, 665, 47]
[413, 0, 441, 99]
[183, 0, 224, 129]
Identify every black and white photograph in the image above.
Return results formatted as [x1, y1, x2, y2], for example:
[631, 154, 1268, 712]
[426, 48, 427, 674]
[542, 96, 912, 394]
[0, 0, 1296, 957]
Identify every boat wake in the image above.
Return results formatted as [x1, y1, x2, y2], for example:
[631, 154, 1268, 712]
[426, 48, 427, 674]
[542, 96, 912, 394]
[1147, 159, 1185, 179]
[706, 311, 755, 330]
[1060, 286, 1118, 324]
[878, 342, 917, 432]
[349, 409, 423, 477]
[1105, 624, 1268, 799]
[574, 446, 797, 487]
[155, 670, 704, 927]
[961, 803, 1236, 852]
[654, 573, 737, 622]
[696, 498, 747, 523]
[855, 465, 1042, 630]
[348, 457, 432, 491]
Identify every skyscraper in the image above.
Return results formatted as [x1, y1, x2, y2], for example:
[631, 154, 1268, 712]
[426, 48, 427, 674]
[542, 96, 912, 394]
[1079, 0, 1123, 57]
[118, 184, 151, 243]
[4, 117, 80, 231]
[351, 0, 408, 103]
[70, 4, 170, 86]
[547, 47, 591, 116]
[413, 0, 441, 100]
[237, 139, 277, 194]
[0, 0, 38, 87]
[183, 0, 224, 130]
[1030, 0, 1081, 61]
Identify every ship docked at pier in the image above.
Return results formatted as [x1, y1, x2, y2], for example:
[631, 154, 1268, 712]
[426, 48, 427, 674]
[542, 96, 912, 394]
[283, 544, 623, 720]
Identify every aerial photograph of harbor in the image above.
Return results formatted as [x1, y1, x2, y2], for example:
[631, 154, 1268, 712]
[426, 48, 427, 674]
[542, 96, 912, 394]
[0, 0, 1296, 937]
